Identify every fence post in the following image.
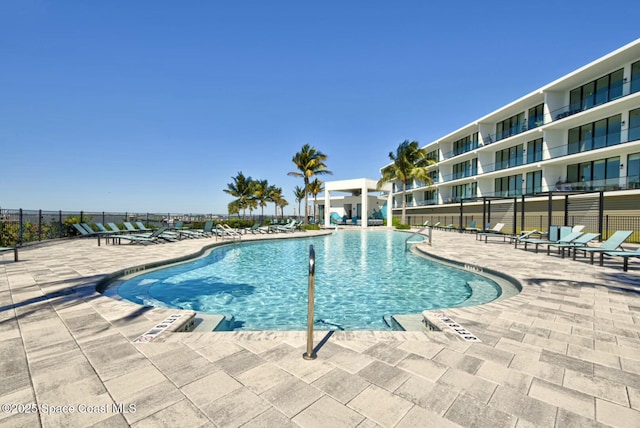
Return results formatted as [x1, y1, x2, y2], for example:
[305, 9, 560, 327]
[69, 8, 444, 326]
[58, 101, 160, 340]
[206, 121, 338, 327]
[59, 210, 62, 238]
[80, 210, 84, 223]
[38, 209, 43, 241]
[102, 211, 105, 225]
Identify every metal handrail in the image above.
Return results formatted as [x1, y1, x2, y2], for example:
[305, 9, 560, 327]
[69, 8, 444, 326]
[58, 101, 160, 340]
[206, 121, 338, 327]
[303, 245, 317, 360]
[405, 223, 431, 251]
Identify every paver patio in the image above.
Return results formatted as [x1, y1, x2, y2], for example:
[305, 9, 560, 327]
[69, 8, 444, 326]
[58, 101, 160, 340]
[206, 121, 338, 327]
[1, 228, 639, 427]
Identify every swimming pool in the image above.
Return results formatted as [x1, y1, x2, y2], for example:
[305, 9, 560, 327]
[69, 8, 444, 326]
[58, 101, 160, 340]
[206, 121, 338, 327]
[109, 230, 504, 331]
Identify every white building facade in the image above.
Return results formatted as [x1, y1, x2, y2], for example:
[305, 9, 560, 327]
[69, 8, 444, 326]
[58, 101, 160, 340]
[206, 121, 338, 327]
[385, 39, 640, 224]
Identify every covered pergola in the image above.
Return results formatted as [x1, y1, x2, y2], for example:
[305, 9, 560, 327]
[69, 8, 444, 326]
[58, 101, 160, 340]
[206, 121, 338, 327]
[459, 189, 606, 239]
[323, 178, 393, 228]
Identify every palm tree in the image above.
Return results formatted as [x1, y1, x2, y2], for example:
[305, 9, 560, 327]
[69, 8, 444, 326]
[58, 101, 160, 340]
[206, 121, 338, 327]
[307, 178, 323, 223]
[268, 186, 283, 219]
[288, 144, 332, 224]
[377, 140, 435, 225]
[223, 171, 253, 220]
[253, 179, 270, 221]
[293, 186, 305, 221]
[278, 198, 289, 219]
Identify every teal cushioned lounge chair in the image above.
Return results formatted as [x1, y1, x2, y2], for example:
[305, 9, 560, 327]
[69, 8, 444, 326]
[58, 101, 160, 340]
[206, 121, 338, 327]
[574, 230, 633, 265]
[604, 247, 640, 271]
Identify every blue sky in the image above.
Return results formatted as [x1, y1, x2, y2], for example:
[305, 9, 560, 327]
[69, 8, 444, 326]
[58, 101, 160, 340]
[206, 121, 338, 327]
[1, 1, 638, 215]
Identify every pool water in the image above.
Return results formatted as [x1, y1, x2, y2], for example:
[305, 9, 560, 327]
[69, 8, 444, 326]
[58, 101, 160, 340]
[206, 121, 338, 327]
[111, 230, 501, 330]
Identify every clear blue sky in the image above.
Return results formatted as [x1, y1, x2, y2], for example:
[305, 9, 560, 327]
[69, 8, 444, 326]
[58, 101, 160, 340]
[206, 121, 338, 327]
[1, 1, 638, 215]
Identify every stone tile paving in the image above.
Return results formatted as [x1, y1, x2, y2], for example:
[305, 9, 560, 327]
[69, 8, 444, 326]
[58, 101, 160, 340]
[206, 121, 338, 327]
[0, 228, 639, 427]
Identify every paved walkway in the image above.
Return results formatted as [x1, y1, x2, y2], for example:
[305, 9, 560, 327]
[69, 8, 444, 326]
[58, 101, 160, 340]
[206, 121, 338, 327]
[1, 229, 639, 427]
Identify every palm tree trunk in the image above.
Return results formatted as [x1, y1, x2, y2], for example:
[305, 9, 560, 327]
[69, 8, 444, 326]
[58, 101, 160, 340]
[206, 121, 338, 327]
[303, 179, 309, 224]
[401, 181, 407, 224]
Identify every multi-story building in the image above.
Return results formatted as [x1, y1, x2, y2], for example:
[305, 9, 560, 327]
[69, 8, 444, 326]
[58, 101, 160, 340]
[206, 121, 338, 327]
[385, 39, 640, 234]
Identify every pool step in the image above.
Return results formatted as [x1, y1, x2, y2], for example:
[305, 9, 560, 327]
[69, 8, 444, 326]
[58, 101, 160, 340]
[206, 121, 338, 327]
[456, 280, 500, 307]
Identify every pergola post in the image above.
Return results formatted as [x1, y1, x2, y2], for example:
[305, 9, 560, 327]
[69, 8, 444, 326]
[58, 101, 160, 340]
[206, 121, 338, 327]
[324, 190, 331, 227]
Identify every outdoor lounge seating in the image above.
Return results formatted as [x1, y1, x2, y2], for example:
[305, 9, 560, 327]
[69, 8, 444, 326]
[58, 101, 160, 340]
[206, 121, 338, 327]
[464, 220, 480, 233]
[604, 247, 640, 271]
[476, 223, 506, 242]
[0, 246, 18, 262]
[135, 222, 152, 231]
[517, 229, 584, 253]
[574, 230, 633, 265]
[546, 232, 600, 258]
[108, 227, 175, 245]
[508, 229, 538, 246]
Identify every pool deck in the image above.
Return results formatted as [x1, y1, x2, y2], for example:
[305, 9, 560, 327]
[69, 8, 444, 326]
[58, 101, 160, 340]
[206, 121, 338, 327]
[1, 229, 640, 427]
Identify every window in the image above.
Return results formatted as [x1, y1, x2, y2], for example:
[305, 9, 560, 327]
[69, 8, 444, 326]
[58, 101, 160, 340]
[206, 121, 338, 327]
[423, 189, 438, 205]
[629, 108, 640, 142]
[452, 159, 478, 180]
[495, 145, 523, 170]
[632, 61, 640, 94]
[426, 149, 439, 162]
[494, 174, 522, 197]
[452, 133, 479, 156]
[452, 182, 477, 201]
[568, 68, 624, 112]
[525, 171, 542, 194]
[526, 138, 543, 163]
[496, 113, 525, 141]
[567, 114, 622, 154]
[627, 153, 640, 188]
[528, 104, 544, 129]
[566, 157, 620, 190]
[428, 169, 439, 183]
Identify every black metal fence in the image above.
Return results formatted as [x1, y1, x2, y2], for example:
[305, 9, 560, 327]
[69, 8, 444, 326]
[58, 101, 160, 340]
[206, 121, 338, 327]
[405, 214, 640, 243]
[0, 209, 225, 246]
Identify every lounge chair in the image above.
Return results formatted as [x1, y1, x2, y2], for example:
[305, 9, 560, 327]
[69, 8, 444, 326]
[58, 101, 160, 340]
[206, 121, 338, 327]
[440, 224, 455, 231]
[108, 227, 174, 245]
[215, 224, 242, 240]
[0, 246, 18, 262]
[135, 222, 152, 231]
[107, 223, 127, 234]
[193, 220, 215, 237]
[477, 223, 506, 242]
[464, 220, 480, 233]
[574, 230, 633, 265]
[95, 223, 115, 233]
[546, 232, 600, 258]
[244, 223, 267, 234]
[123, 222, 142, 233]
[604, 247, 640, 271]
[518, 230, 584, 253]
[72, 223, 100, 237]
[509, 229, 538, 246]
[274, 220, 297, 233]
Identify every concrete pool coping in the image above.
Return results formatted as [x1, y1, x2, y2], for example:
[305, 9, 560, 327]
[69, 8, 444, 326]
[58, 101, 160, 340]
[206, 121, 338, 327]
[1, 228, 640, 426]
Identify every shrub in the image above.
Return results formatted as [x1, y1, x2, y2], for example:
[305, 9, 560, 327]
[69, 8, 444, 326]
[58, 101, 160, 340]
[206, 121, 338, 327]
[301, 224, 320, 231]
[392, 217, 410, 230]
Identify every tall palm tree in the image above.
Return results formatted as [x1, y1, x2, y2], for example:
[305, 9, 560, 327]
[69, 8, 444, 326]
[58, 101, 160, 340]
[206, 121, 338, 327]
[377, 140, 435, 225]
[288, 144, 332, 224]
[307, 178, 323, 223]
[293, 186, 305, 220]
[253, 179, 270, 221]
[268, 186, 283, 219]
[278, 198, 289, 219]
[223, 171, 254, 220]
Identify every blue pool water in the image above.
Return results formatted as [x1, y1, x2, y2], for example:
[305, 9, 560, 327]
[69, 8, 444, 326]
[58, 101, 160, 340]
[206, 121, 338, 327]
[111, 230, 501, 330]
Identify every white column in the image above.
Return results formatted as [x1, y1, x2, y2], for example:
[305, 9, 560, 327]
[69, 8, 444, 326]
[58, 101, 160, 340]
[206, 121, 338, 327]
[361, 185, 368, 228]
[324, 191, 331, 227]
